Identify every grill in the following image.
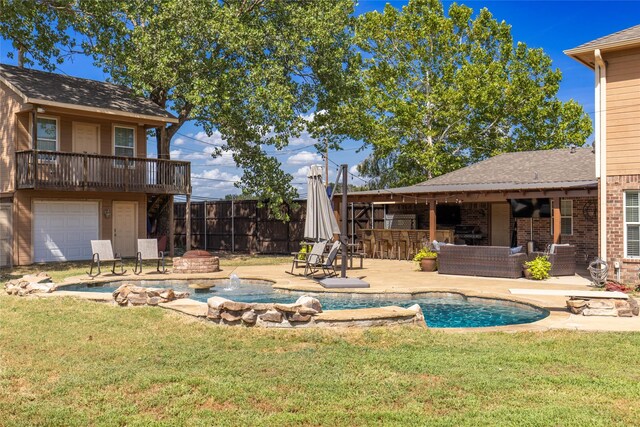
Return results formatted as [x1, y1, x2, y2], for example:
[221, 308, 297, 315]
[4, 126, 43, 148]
[454, 225, 483, 245]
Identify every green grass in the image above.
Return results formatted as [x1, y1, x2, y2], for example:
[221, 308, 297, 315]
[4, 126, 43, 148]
[1, 296, 639, 426]
[0, 255, 289, 283]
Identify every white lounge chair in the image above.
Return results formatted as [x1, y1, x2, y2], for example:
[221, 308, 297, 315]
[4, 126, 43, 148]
[289, 240, 328, 275]
[134, 239, 166, 275]
[88, 240, 126, 277]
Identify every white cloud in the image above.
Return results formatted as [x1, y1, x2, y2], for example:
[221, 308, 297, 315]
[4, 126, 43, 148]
[293, 166, 311, 179]
[349, 164, 360, 176]
[174, 137, 186, 146]
[170, 149, 182, 159]
[191, 168, 241, 197]
[287, 151, 322, 165]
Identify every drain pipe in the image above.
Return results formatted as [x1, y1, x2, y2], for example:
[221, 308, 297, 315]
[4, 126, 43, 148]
[594, 49, 607, 262]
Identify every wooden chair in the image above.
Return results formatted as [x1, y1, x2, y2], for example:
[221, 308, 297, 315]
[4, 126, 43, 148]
[134, 239, 166, 275]
[88, 240, 126, 277]
[390, 230, 406, 260]
[407, 231, 422, 260]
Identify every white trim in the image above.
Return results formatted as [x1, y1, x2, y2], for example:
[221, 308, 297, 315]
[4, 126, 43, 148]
[624, 191, 640, 258]
[34, 115, 59, 151]
[112, 124, 136, 157]
[595, 49, 607, 261]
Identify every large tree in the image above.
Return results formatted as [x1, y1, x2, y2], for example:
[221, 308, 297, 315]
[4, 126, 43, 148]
[348, 0, 592, 189]
[1, 0, 356, 218]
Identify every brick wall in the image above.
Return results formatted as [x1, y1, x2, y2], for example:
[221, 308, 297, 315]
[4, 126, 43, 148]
[606, 176, 640, 283]
[515, 197, 597, 269]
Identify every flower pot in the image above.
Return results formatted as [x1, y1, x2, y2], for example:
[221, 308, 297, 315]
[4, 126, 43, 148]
[420, 258, 437, 272]
[523, 268, 532, 280]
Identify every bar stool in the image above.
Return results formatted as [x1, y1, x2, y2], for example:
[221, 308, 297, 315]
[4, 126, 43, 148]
[358, 229, 373, 258]
[390, 230, 406, 260]
[407, 231, 422, 260]
[374, 230, 391, 259]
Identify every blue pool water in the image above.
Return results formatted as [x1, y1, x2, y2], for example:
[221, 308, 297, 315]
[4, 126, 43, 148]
[63, 279, 548, 328]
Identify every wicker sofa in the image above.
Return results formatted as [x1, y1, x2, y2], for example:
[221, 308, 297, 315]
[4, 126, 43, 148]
[528, 244, 576, 276]
[437, 245, 527, 279]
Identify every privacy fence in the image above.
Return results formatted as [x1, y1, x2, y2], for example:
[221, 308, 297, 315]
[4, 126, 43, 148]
[173, 200, 389, 254]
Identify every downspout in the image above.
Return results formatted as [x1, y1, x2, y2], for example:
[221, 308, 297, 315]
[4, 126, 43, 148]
[594, 49, 607, 261]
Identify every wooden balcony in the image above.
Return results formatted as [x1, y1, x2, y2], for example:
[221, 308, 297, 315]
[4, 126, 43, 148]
[16, 150, 191, 195]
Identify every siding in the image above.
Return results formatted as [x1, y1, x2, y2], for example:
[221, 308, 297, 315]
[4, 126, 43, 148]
[13, 190, 147, 265]
[605, 47, 640, 176]
[0, 82, 24, 193]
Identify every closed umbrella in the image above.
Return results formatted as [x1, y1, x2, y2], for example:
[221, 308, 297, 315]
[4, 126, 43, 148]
[304, 165, 340, 241]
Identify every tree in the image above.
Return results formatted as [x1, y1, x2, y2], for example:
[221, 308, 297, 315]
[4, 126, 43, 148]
[1, 0, 356, 219]
[347, 0, 592, 188]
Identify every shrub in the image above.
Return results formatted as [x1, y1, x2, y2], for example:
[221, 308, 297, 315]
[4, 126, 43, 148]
[413, 248, 437, 263]
[524, 256, 551, 280]
[298, 243, 309, 260]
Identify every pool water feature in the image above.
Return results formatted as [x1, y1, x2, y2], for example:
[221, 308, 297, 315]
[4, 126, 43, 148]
[62, 279, 548, 328]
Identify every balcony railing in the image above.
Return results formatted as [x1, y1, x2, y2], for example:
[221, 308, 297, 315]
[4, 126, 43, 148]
[16, 150, 191, 195]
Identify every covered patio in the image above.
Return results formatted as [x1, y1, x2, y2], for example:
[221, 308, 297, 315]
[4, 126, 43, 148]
[342, 148, 598, 268]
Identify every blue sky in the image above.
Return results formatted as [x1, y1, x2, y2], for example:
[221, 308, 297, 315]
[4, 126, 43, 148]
[1, 1, 639, 199]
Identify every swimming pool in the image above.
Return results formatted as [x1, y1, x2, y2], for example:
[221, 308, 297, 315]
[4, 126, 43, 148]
[62, 279, 548, 328]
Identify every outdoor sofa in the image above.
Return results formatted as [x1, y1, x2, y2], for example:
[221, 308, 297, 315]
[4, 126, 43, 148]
[528, 244, 576, 276]
[437, 245, 526, 279]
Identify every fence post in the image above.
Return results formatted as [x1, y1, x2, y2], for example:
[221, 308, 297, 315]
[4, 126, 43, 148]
[203, 201, 207, 251]
[231, 197, 235, 253]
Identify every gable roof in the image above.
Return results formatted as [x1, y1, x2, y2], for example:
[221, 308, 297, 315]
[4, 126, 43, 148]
[351, 147, 596, 196]
[565, 24, 640, 68]
[0, 63, 177, 123]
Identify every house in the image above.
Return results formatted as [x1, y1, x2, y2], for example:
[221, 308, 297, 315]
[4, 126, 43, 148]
[347, 148, 598, 265]
[565, 24, 640, 281]
[0, 63, 191, 267]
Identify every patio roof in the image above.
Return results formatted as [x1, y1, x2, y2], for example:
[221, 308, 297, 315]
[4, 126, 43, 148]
[349, 147, 596, 202]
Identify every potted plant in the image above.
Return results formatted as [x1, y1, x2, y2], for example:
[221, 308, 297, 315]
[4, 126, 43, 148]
[523, 255, 551, 280]
[414, 248, 438, 272]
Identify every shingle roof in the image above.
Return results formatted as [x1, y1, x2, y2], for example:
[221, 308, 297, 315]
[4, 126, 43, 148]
[352, 147, 596, 196]
[566, 24, 640, 54]
[0, 63, 176, 122]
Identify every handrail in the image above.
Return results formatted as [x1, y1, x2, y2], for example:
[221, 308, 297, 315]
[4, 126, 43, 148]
[16, 150, 191, 195]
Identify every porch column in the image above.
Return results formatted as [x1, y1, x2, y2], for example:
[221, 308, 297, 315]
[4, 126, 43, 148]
[185, 194, 191, 251]
[429, 201, 436, 242]
[552, 197, 561, 244]
[168, 195, 175, 256]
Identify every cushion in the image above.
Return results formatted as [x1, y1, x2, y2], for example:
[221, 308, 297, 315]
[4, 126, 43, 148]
[510, 246, 523, 255]
[432, 240, 441, 252]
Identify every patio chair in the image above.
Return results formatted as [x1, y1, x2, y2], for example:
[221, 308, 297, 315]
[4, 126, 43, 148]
[88, 240, 126, 277]
[289, 240, 328, 274]
[305, 240, 341, 277]
[133, 239, 166, 275]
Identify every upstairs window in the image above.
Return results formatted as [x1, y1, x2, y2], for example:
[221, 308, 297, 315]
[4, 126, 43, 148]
[114, 126, 135, 158]
[36, 117, 58, 151]
[625, 192, 640, 257]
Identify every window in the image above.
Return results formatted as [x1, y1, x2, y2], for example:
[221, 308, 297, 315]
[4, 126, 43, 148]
[625, 192, 640, 257]
[551, 199, 573, 236]
[114, 126, 135, 158]
[36, 117, 58, 151]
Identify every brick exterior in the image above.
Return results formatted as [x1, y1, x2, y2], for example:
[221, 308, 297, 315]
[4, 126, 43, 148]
[605, 176, 640, 283]
[515, 197, 597, 269]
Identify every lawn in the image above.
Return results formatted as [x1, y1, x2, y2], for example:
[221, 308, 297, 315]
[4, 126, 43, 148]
[1, 296, 640, 426]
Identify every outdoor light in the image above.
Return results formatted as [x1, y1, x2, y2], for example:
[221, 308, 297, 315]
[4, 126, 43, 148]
[36, 107, 45, 113]
[103, 208, 112, 219]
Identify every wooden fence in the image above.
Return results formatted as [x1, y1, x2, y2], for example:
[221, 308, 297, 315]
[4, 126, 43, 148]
[173, 200, 387, 254]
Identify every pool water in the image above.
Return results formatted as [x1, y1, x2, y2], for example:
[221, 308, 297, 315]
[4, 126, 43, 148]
[63, 279, 548, 328]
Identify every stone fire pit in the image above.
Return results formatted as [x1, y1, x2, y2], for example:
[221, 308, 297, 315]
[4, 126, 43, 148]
[173, 250, 220, 274]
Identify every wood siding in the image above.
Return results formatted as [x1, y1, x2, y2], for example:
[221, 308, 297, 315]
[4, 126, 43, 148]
[0, 82, 24, 193]
[605, 47, 640, 176]
[13, 190, 146, 265]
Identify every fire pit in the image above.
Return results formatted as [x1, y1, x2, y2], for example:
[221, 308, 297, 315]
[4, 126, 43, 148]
[173, 250, 220, 274]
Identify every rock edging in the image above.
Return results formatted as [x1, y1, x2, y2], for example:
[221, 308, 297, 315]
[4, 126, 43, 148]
[567, 297, 639, 317]
[112, 284, 190, 306]
[4, 272, 56, 296]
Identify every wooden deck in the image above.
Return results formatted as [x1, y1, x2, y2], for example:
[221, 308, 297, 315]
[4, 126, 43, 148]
[16, 150, 191, 194]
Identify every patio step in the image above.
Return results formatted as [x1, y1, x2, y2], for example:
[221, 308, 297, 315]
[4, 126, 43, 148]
[509, 289, 629, 299]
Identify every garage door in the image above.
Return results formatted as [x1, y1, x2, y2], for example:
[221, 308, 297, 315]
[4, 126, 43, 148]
[33, 201, 99, 262]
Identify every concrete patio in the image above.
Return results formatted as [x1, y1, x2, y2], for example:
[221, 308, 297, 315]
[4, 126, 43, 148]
[51, 258, 640, 332]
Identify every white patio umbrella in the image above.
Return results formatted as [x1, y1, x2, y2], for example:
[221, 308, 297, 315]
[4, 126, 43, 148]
[304, 165, 340, 241]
